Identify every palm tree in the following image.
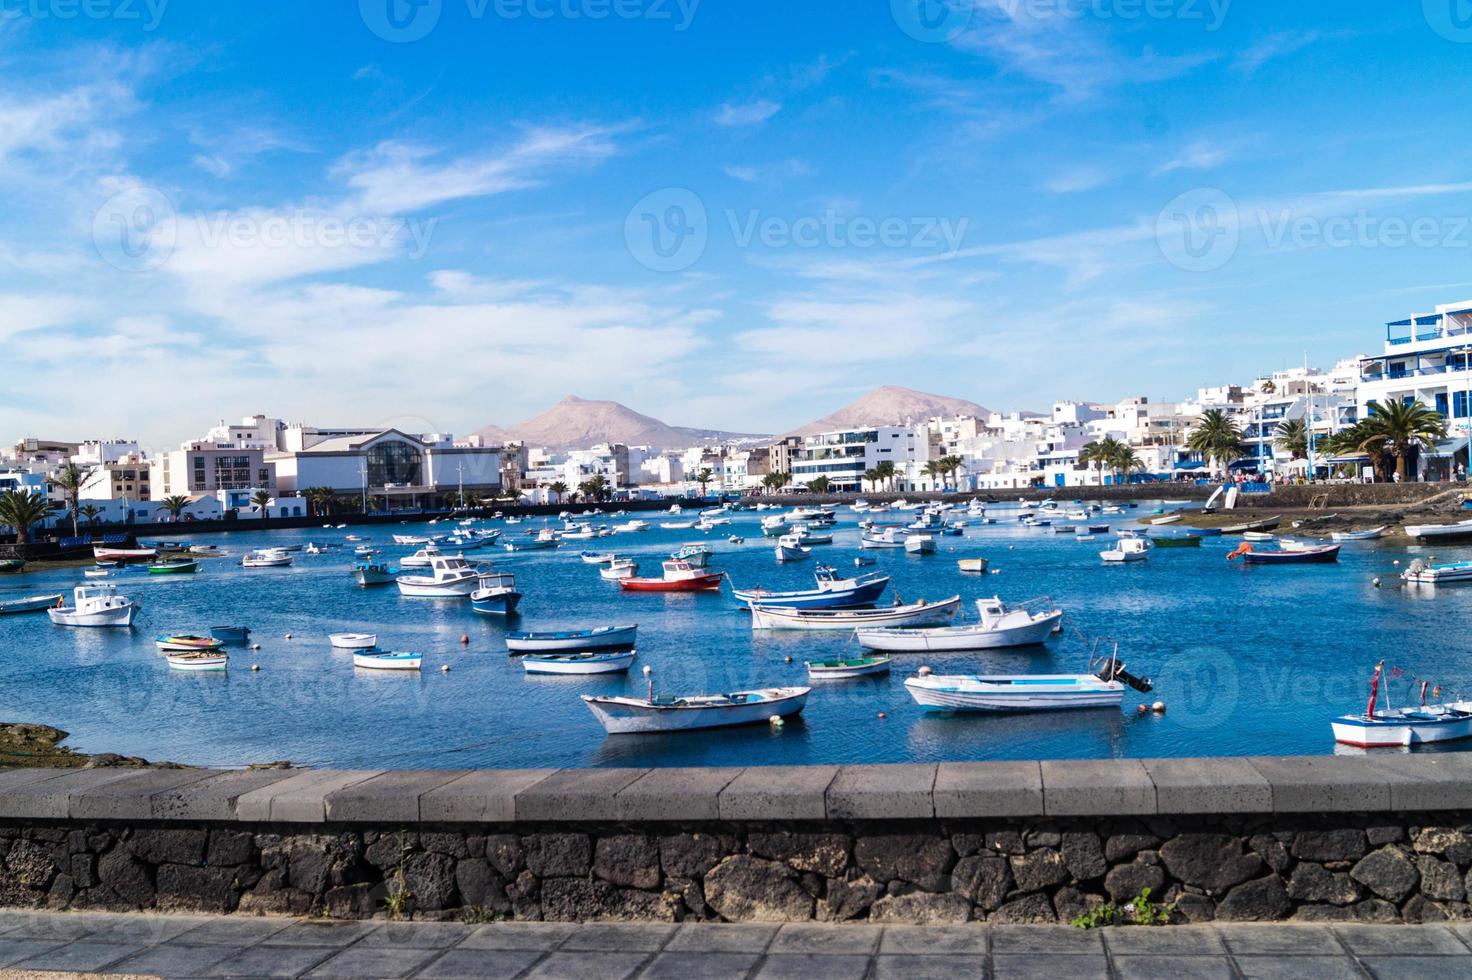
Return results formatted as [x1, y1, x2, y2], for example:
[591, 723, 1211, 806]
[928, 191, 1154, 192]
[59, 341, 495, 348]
[696, 468, 713, 497]
[0, 490, 54, 543]
[51, 461, 86, 536]
[79, 504, 101, 527]
[250, 489, 273, 521]
[875, 460, 896, 493]
[1322, 421, 1393, 481]
[1361, 400, 1448, 481]
[547, 481, 568, 504]
[1089, 436, 1127, 484]
[862, 468, 880, 492]
[922, 460, 942, 491]
[585, 474, 610, 502]
[158, 495, 191, 520]
[1186, 410, 1246, 477]
[1077, 442, 1107, 486]
[1274, 419, 1308, 461]
[1111, 446, 1143, 484]
[303, 487, 334, 517]
[941, 455, 965, 490]
[806, 476, 830, 494]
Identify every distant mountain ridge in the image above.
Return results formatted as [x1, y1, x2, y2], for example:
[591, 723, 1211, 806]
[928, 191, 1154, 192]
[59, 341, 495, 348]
[476, 396, 767, 450]
[789, 385, 990, 436]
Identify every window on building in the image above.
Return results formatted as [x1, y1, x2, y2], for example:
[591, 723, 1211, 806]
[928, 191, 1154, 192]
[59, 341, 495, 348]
[366, 441, 423, 487]
[1455, 392, 1471, 419]
[213, 455, 253, 490]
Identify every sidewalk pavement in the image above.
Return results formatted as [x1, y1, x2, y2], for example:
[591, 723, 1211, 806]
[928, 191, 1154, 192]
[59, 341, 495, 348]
[0, 910, 1468, 979]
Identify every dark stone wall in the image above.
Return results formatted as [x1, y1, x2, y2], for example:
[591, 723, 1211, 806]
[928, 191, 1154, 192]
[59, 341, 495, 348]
[3, 815, 1470, 925]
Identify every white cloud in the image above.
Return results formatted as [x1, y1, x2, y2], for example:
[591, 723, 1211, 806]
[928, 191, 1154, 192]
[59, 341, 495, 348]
[1153, 139, 1233, 175]
[193, 154, 232, 178]
[1043, 166, 1112, 194]
[714, 100, 782, 127]
[0, 292, 94, 340]
[1235, 31, 1321, 74]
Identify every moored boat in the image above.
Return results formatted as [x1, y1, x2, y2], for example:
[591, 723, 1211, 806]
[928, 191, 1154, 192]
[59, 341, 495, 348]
[210, 625, 251, 643]
[904, 535, 936, 555]
[522, 650, 637, 675]
[620, 560, 723, 592]
[353, 651, 422, 671]
[470, 572, 522, 615]
[1221, 516, 1282, 535]
[1150, 535, 1201, 549]
[749, 595, 961, 631]
[167, 652, 228, 672]
[155, 634, 225, 654]
[731, 568, 889, 610]
[0, 594, 65, 615]
[855, 596, 1063, 651]
[242, 549, 292, 568]
[905, 655, 1153, 713]
[582, 682, 810, 734]
[1402, 559, 1472, 585]
[506, 624, 638, 653]
[354, 562, 398, 586]
[1331, 662, 1472, 747]
[329, 632, 378, 650]
[600, 559, 639, 581]
[1228, 542, 1340, 564]
[1331, 526, 1387, 543]
[93, 545, 157, 562]
[396, 556, 481, 597]
[47, 585, 139, 627]
[957, 558, 990, 573]
[148, 557, 199, 575]
[1406, 518, 1472, 542]
[1101, 537, 1151, 563]
[671, 544, 712, 568]
[805, 656, 892, 680]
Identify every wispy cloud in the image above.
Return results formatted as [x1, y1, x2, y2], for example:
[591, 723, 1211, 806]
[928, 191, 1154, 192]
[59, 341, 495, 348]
[1153, 139, 1234, 175]
[722, 159, 809, 184]
[1235, 31, 1321, 74]
[714, 100, 782, 127]
[1043, 166, 1112, 194]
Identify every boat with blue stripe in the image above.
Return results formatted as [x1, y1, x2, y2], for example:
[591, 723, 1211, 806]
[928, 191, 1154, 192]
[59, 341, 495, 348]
[731, 565, 889, 610]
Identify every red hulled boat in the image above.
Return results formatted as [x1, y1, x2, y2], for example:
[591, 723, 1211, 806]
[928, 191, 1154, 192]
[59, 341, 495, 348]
[620, 559, 723, 592]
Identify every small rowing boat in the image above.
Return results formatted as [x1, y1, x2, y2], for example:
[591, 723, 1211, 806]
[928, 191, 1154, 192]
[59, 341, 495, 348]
[167, 652, 228, 672]
[957, 557, 990, 573]
[155, 634, 225, 654]
[1331, 662, 1472, 747]
[522, 650, 637, 675]
[905, 656, 1153, 713]
[732, 568, 889, 610]
[749, 595, 961, 631]
[210, 625, 250, 643]
[856, 596, 1062, 651]
[1227, 542, 1340, 564]
[0, 594, 64, 615]
[1331, 526, 1387, 543]
[1406, 518, 1472, 542]
[506, 624, 638, 653]
[148, 557, 199, 575]
[1221, 516, 1282, 535]
[583, 682, 809, 734]
[1150, 535, 1201, 549]
[353, 651, 422, 671]
[805, 656, 891, 680]
[329, 632, 378, 650]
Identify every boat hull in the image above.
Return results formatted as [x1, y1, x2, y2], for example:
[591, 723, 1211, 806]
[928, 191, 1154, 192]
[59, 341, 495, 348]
[582, 689, 809, 734]
[0, 595, 64, 615]
[1241, 545, 1340, 564]
[732, 578, 888, 610]
[395, 577, 477, 597]
[905, 675, 1125, 712]
[523, 651, 636, 674]
[507, 626, 638, 652]
[167, 654, 228, 671]
[330, 633, 378, 650]
[805, 658, 892, 679]
[471, 592, 523, 615]
[620, 574, 723, 592]
[750, 596, 961, 631]
[856, 612, 1063, 651]
[48, 603, 138, 627]
[1332, 711, 1472, 747]
[353, 653, 422, 670]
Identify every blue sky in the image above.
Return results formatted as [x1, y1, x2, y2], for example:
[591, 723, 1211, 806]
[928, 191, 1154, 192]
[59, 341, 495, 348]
[6, 1, 1472, 446]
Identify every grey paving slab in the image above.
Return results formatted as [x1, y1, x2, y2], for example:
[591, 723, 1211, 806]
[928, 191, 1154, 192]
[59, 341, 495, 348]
[0, 911, 121, 941]
[769, 923, 882, 955]
[419, 768, 556, 822]
[513, 767, 650, 821]
[1221, 924, 1351, 956]
[10, 940, 145, 972]
[992, 953, 1110, 980]
[81, 914, 213, 945]
[0, 938, 69, 968]
[1040, 759, 1156, 816]
[460, 921, 579, 950]
[614, 766, 743, 821]
[259, 919, 382, 946]
[1247, 756, 1412, 813]
[0, 766, 152, 819]
[0, 766, 77, 799]
[202, 943, 340, 977]
[1103, 926, 1225, 954]
[415, 947, 545, 979]
[1140, 757, 1273, 814]
[871, 954, 989, 980]
[67, 766, 219, 820]
[1369, 754, 1472, 811]
[826, 763, 936, 819]
[1361, 956, 1472, 979]
[878, 925, 990, 955]
[642, 950, 763, 979]
[355, 921, 474, 948]
[1112, 955, 1236, 979]
[557, 922, 676, 951]
[752, 952, 873, 980]
[990, 925, 1102, 954]
[664, 922, 780, 953]
[524, 950, 649, 978]
[234, 769, 383, 822]
[172, 915, 297, 946]
[718, 765, 837, 821]
[933, 761, 1044, 818]
[322, 769, 467, 822]
[1235, 955, 1367, 980]
[150, 767, 301, 820]
[109, 941, 240, 977]
[303, 943, 442, 978]
[1335, 924, 1469, 956]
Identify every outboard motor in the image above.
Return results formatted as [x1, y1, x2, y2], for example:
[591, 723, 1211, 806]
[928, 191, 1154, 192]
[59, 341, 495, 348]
[1097, 658, 1153, 694]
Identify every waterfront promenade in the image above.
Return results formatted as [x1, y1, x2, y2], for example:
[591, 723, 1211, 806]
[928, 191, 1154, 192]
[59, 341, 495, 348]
[0, 912, 1467, 978]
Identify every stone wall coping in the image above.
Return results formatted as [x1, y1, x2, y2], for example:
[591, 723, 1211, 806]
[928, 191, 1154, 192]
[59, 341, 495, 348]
[4, 756, 1471, 825]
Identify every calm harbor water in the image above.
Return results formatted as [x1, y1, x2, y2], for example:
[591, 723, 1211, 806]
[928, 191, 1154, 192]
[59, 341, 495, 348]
[0, 503, 1463, 770]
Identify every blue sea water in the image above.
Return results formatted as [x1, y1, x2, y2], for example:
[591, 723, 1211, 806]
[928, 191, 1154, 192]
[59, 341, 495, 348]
[0, 504, 1460, 769]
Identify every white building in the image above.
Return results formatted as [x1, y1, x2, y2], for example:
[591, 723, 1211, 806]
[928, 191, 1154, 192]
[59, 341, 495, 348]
[269, 428, 501, 510]
[791, 425, 930, 492]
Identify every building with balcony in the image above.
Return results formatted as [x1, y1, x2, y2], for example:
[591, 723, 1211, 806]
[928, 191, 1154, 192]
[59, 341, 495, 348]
[791, 426, 929, 492]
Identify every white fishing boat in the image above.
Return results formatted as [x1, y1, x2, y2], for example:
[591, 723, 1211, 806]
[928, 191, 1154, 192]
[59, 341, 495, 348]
[83, 568, 110, 579]
[581, 552, 618, 565]
[353, 651, 422, 671]
[92, 545, 156, 562]
[600, 559, 638, 581]
[749, 595, 961, 631]
[46, 585, 139, 627]
[905, 656, 1153, 713]
[1151, 514, 1182, 526]
[855, 596, 1063, 652]
[1242, 531, 1276, 542]
[399, 546, 447, 569]
[0, 594, 65, 615]
[1332, 662, 1472, 747]
[957, 558, 990, 574]
[354, 562, 397, 586]
[1406, 518, 1472, 542]
[611, 520, 650, 534]
[732, 567, 889, 610]
[860, 528, 909, 550]
[671, 544, 712, 568]
[804, 656, 891, 680]
[329, 632, 378, 650]
[1402, 559, 1472, 585]
[166, 652, 228, 672]
[242, 548, 292, 568]
[904, 534, 936, 555]
[583, 681, 810, 734]
[395, 556, 481, 597]
[1100, 537, 1151, 563]
[470, 572, 522, 615]
[506, 624, 638, 652]
[660, 520, 696, 530]
[1331, 526, 1387, 543]
[522, 650, 637, 675]
[774, 536, 811, 563]
[392, 534, 433, 545]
